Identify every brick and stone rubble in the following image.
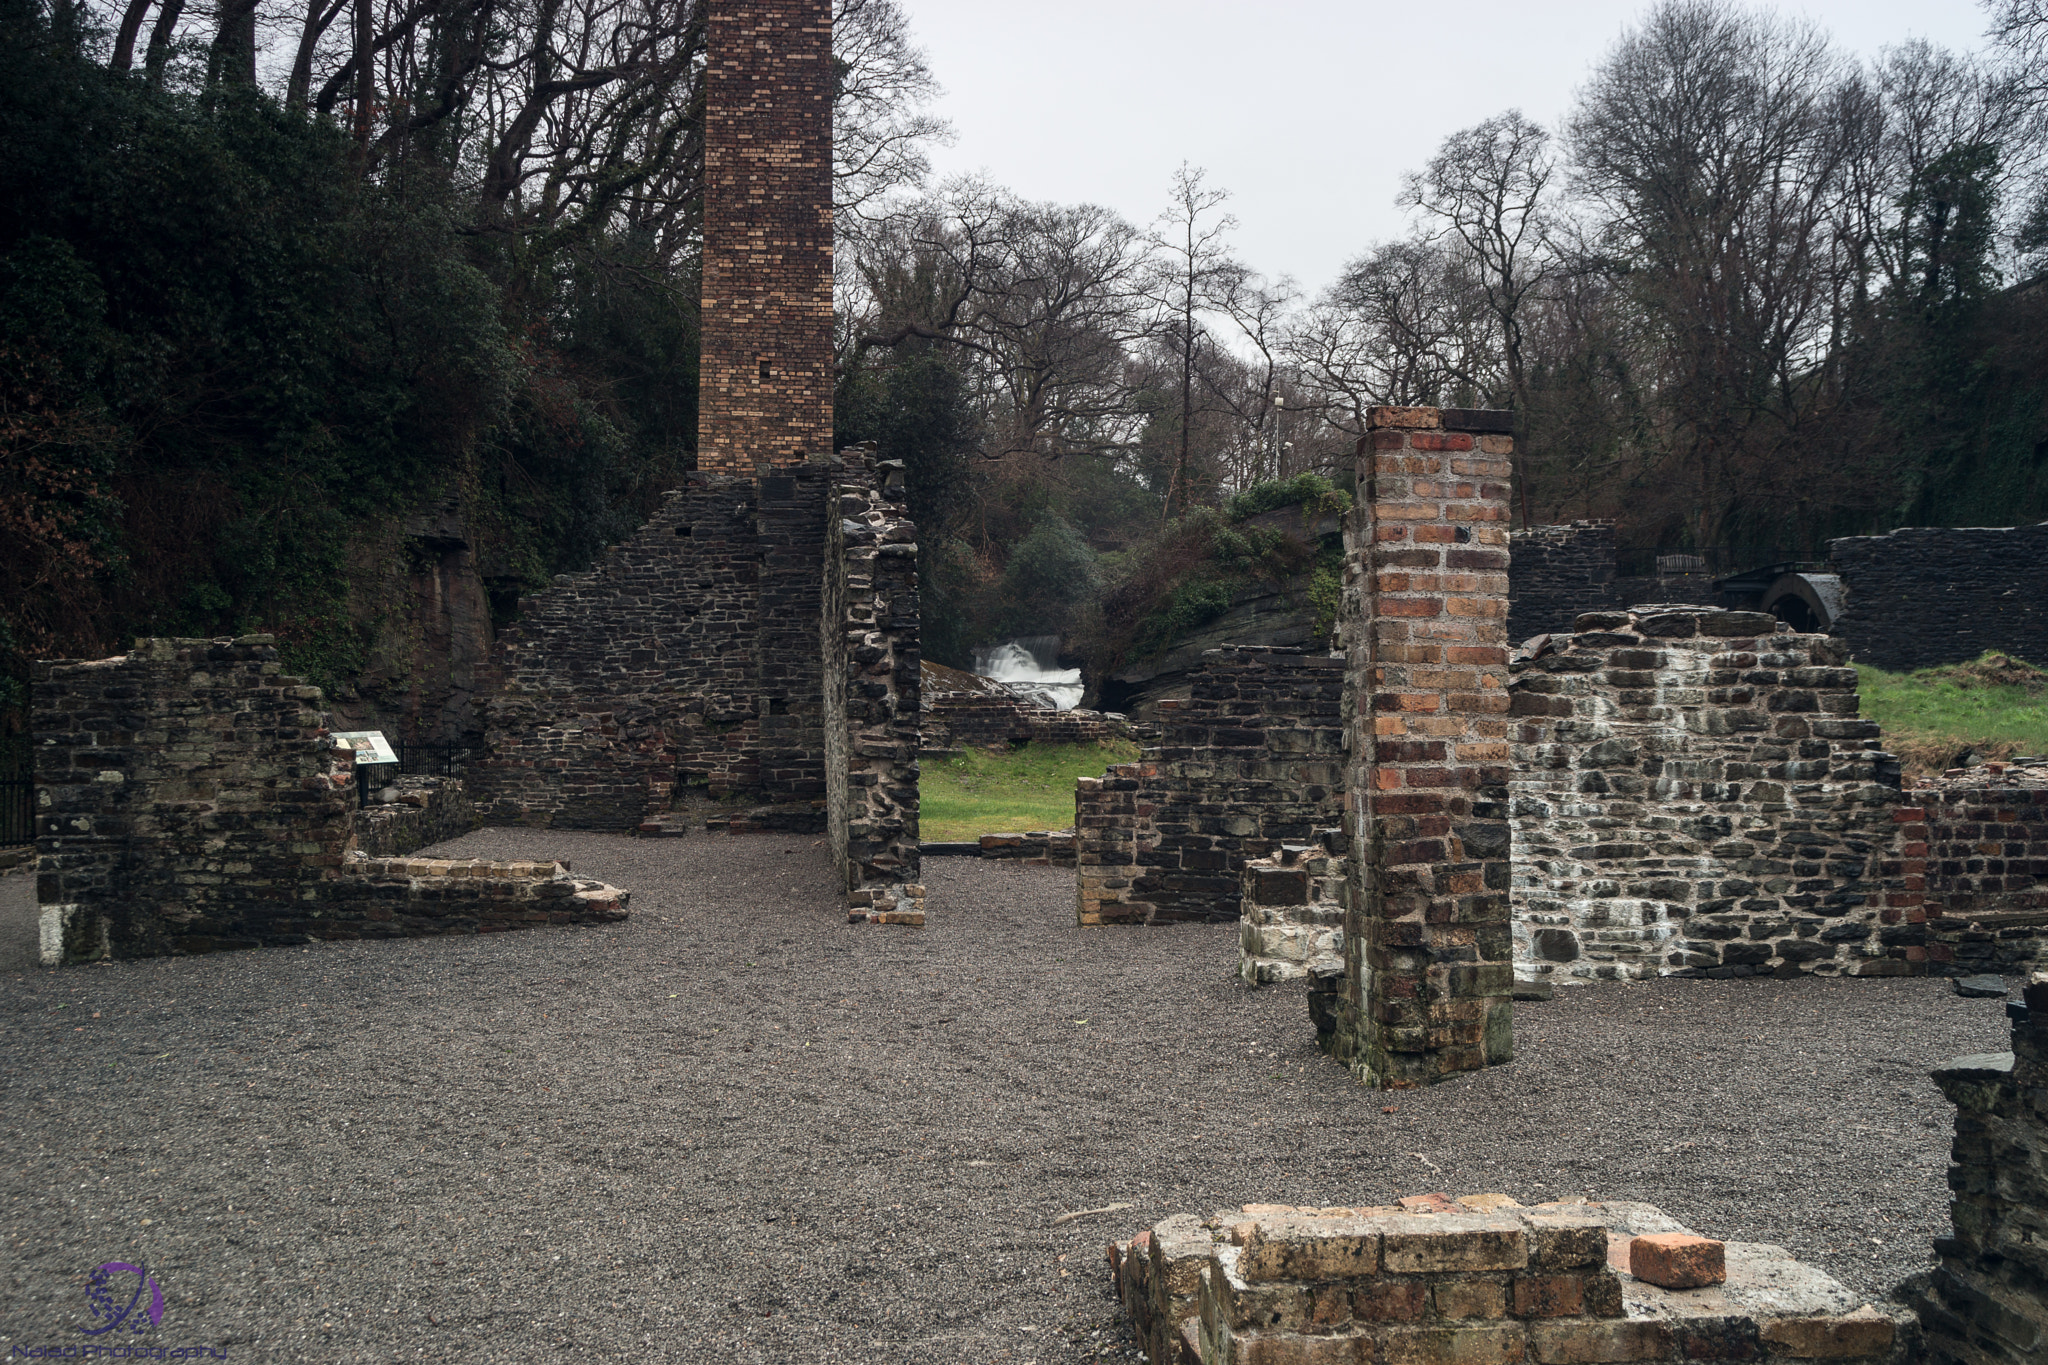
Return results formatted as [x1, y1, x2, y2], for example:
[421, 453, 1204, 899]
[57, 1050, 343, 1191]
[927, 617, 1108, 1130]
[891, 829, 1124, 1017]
[697, 0, 833, 475]
[1239, 829, 1347, 986]
[1074, 647, 1345, 927]
[1315, 406, 1516, 1090]
[1509, 607, 1909, 982]
[32, 638, 627, 963]
[1108, 1195, 1914, 1365]
[1827, 523, 2048, 673]
[824, 460, 924, 923]
[1910, 971, 2048, 1365]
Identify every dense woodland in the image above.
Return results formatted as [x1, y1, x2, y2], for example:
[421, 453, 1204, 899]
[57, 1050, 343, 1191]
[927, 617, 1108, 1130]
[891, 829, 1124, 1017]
[3, 0, 2047, 727]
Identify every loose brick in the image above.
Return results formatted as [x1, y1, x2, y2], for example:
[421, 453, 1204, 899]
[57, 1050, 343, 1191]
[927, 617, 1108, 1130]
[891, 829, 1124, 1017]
[1628, 1234, 1724, 1289]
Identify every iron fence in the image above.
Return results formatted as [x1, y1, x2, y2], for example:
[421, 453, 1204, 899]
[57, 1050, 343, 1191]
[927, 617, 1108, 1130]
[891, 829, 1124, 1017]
[397, 741, 484, 777]
[0, 737, 30, 847]
[1611, 547, 1825, 579]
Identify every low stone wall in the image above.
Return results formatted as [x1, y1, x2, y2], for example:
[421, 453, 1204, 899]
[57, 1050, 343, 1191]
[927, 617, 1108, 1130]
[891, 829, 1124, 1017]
[923, 689, 1125, 752]
[351, 775, 477, 858]
[823, 463, 924, 924]
[1239, 830, 1346, 986]
[1075, 647, 1345, 926]
[1109, 1195, 1913, 1365]
[977, 831, 1075, 865]
[1509, 608, 1907, 982]
[1829, 523, 2048, 673]
[33, 637, 628, 963]
[1912, 973, 2048, 1365]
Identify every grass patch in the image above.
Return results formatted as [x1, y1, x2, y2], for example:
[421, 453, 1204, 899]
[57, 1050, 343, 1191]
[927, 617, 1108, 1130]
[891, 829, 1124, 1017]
[920, 739, 1141, 842]
[1856, 652, 2048, 776]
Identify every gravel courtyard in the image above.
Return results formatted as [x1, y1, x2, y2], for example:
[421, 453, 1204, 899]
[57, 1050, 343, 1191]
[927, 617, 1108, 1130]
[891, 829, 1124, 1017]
[0, 830, 2012, 1363]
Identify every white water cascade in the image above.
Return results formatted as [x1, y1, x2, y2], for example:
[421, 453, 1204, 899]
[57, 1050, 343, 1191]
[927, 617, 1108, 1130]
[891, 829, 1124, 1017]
[972, 636, 1083, 712]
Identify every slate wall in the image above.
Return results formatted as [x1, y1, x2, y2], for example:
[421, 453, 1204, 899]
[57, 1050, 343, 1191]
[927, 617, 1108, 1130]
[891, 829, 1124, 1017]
[1828, 524, 2048, 671]
[470, 463, 839, 831]
[1075, 647, 1345, 926]
[1508, 522, 1615, 642]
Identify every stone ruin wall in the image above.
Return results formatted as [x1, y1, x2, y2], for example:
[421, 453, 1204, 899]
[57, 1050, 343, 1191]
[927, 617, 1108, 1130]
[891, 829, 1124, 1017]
[1508, 607, 2048, 983]
[1074, 646, 1345, 927]
[1239, 829, 1347, 986]
[32, 637, 626, 963]
[1828, 523, 2048, 672]
[469, 462, 840, 833]
[1916, 973, 2048, 1365]
[1316, 407, 1517, 1090]
[824, 463, 924, 922]
[921, 688, 1127, 755]
[1508, 607, 1907, 982]
[696, 0, 833, 475]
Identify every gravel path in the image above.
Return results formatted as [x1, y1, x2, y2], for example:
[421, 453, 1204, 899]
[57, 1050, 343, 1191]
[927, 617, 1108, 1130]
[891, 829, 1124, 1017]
[0, 832, 2013, 1363]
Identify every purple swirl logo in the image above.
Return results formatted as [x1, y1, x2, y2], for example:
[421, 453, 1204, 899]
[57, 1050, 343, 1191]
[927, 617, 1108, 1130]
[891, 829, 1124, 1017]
[82, 1261, 163, 1335]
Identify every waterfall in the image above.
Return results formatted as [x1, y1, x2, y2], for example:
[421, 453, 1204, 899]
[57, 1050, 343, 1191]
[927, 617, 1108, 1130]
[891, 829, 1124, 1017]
[972, 636, 1083, 712]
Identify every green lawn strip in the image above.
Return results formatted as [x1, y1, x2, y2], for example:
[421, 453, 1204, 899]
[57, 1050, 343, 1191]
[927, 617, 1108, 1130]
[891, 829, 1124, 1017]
[919, 739, 1141, 842]
[1855, 653, 2048, 773]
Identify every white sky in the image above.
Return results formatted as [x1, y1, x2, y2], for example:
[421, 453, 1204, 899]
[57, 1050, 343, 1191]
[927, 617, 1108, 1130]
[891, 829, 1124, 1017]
[900, 0, 1999, 295]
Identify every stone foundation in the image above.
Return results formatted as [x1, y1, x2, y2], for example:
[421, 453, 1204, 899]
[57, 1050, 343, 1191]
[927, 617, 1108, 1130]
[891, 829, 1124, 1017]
[1075, 647, 1345, 926]
[1509, 608, 1905, 982]
[1909, 972, 2048, 1364]
[1109, 1195, 1913, 1365]
[32, 637, 628, 963]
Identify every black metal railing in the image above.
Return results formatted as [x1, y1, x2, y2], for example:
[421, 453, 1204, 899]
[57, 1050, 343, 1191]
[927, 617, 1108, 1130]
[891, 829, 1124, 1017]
[1612, 547, 1824, 579]
[397, 741, 484, 777]
[0, 737, 31, 847]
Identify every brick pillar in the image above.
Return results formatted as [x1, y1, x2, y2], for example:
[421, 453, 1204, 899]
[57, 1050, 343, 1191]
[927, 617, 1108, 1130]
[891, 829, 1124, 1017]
[1329, 406, 1515, 1087]
[696, 0, 833, 474]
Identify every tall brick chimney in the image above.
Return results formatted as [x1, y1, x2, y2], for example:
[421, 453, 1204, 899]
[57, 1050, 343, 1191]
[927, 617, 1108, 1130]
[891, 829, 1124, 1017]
[696, 0, 834, 474]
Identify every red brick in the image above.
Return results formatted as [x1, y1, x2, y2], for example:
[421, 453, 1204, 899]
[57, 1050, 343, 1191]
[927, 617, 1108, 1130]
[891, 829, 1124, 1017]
[1628, 1234, 1724, 1289]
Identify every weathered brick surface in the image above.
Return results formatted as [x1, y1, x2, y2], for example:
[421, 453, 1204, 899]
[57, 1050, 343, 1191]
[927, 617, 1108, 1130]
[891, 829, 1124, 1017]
[1912, 974, 2048, 1365]
[33, 638, 627, 962]
[697, 0, 833, 474]
[1827, 523, 2048, 673]
[1908, 778, 2048, 974]
[1114, 1196, 1914, 1365]
[1508, 609, 1906, 982]
[824, 461, 924, 922]
[1317, 407, 1515, 1089]
[1075, 647, 1345, 926]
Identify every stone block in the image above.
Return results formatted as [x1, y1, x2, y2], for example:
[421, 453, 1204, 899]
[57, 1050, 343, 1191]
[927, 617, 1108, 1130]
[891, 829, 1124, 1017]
[1525, 1319, 1671, 1363]
[1379, 1323, 1527, 1365]
[1756, 1308, 1893, 1358]
[1381, 1214, 1528, 1275]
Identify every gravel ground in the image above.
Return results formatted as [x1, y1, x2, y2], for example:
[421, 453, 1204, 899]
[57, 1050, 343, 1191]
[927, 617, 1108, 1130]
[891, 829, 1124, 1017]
[0, 832, 2015, 1363]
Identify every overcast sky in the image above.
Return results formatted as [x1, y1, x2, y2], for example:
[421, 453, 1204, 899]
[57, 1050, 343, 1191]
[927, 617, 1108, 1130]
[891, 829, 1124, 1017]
[897, 0, 1999, 295]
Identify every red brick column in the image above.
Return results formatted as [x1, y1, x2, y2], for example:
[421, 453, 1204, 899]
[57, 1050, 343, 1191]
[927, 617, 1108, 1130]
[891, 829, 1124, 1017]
[697, 0, 833, 474]
[1327, 406, 1515, 1087]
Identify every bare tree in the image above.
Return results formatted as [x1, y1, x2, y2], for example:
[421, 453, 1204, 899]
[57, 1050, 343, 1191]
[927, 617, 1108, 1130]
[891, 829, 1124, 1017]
[1143, 164, 1245, 518]
[832, 0, 951, 241]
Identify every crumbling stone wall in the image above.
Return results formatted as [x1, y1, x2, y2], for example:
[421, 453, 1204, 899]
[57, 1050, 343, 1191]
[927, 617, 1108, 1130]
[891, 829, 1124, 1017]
[1509, 607, 1906, 982]
[1914, 974, 2048, 1365]
[921, 688, 1125, 753]
[1508, 521, 1615, 642]
[1828, 523, 2048, 672]
[470, 463, 838, 831]
[33, 637, 625, 962]
[824, 462, 923, 923]
[1239, 829, 1346, 986]
[1316, 406, 1516, 1090]
[352, 775, 477, 858]
[697, 0, 833, 474]
[1074, 647, 1345, 926]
